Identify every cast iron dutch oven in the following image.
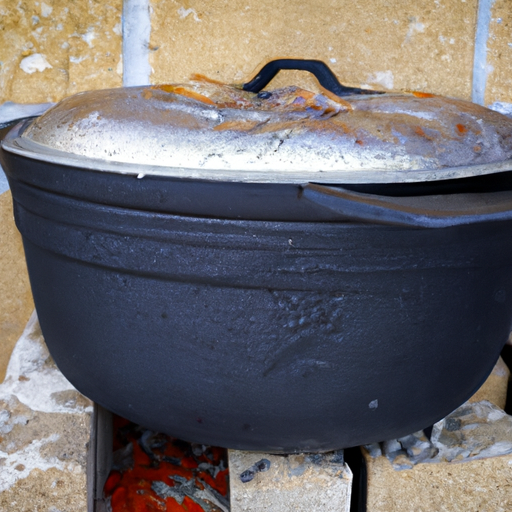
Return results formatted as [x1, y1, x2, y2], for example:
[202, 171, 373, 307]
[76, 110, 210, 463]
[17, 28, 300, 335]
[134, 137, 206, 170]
[3, 59, 512, 453]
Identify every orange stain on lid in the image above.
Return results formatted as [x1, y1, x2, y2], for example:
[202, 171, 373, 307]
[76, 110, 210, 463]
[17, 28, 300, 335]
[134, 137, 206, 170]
[318, 84, 353, 110]
[214, 120, 263, 132]
[152, 85, 215, 105]
[411, 91, 435, 98]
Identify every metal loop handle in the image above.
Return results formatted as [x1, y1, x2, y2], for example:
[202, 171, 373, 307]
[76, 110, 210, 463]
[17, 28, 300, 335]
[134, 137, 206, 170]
[243, 59, 383, 97]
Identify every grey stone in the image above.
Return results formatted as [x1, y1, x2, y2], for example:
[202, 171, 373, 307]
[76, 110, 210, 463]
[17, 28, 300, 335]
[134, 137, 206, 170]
[397, 431, 438, 464]
[430, 400, 512, 462]
[365, 400, 512, 470]
[152, 477, 230, 512]
[363, 443, 382, 458]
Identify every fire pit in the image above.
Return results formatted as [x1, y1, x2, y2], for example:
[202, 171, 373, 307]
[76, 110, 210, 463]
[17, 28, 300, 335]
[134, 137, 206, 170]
[103, 415, 229, 512]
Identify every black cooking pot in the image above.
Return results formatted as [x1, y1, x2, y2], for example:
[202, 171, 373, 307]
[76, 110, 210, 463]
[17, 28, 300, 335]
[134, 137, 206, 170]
[2, 60, 512, 452]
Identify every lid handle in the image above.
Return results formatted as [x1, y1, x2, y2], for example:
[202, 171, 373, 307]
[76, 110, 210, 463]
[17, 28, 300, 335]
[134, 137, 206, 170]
[243, 59, 383, 97]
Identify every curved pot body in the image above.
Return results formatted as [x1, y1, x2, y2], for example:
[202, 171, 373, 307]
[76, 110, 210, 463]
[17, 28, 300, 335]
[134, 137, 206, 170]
[8, 175, 512, 452]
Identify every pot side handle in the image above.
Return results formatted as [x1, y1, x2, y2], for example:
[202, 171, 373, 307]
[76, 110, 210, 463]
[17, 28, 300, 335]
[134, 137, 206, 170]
[243, 59, 383, 97]
[302, 183, 512, 228]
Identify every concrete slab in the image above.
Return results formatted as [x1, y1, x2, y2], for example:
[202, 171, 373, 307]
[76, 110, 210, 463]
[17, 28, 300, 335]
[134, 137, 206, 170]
[229, 450, 352, 512]
[364, 358, 512, 512]
[0, 313, 93, 512]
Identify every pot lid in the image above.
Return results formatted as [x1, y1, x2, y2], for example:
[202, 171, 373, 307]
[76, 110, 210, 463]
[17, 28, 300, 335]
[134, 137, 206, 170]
[4, 59, 512, 184]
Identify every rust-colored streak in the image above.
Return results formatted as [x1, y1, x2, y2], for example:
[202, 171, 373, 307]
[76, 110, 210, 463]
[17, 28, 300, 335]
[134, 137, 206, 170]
[412, 125, 436, 142]
[411, 91, 435, 98]
[104, 471, 122, 495]
[151, 85, 215, 105]
[334, 122, 352, 134]
[249, 119, 302, 134]
[456, 123, 467, 134]
[168, 87, 216, 105]
[189, 73, 226, 85]
[317, 84, 353, 110]
[355, 139, 364, 146]
[474, 145, 482, 153]
[152, 84, 175, 94]
[292, 89, 316, 100]
[142, 89, 154, 100]
[213, 120, 263, 132]
[147, 80, 351, 116]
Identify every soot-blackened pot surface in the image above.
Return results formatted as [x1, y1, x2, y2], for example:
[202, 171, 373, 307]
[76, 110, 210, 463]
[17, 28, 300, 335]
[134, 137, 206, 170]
[10, 178, 512, 452]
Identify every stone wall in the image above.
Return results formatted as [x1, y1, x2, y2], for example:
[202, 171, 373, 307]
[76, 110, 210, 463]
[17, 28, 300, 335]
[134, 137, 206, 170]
[0, 0, 122, 104]
[0, 0, 511, 105]
[0, 193, 34, 383]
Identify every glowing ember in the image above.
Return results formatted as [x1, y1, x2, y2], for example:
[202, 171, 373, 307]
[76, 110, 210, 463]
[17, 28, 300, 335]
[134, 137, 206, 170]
[104, 415, 229, 512]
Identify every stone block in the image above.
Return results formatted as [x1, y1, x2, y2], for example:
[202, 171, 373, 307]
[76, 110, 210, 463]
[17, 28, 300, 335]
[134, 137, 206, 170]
[0, 313, 93, 512]
[485, 0, 512, 105]
[150, 0, 477, 99]
[364, 447, 512, 512]
[0, 191, 34, 384]
[0, 0, 122, 104]
[364, 357, 512, 512]
[228, 450, 352, 512]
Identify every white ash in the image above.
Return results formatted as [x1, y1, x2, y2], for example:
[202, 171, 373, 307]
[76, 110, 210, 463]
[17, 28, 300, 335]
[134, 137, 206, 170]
[19, 53, 52, 74]
[0, 311, 92, 415]
[0, 434, 67, 493]
[0, 313, 92, 494]
[430, 400, 512, 462]
[366, 400, 512, 470]
[152, 475, 229, 512]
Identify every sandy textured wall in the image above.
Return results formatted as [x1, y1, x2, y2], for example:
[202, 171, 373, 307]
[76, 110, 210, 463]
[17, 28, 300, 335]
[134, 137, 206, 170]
[485, 0, 512, 105]
[149, 0, 478, 99]
[0, 0, 511, 104]
[0, 0, 122, 103]
[0, 192, 34, 383]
